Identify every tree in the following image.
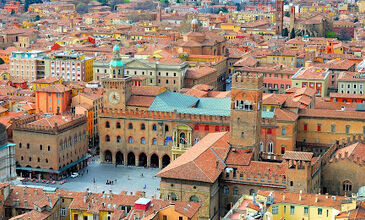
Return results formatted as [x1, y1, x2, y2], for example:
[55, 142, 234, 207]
[133, 1, 156, 10]
[285, 11, 290, 17]
[282, 28, 288, 37]
[290, 28, 296, 39]
[76, 2, 89, 14]
[216, 7, 228, 14]
[10, 9, 15, 15]
[0, 58, 4, 65]
[109, 0, 125, 11]
[325, 31, 336, 38]
[34, 15, 40, 21]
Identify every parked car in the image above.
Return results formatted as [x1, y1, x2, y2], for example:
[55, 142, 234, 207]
[71, 173, 79, 178]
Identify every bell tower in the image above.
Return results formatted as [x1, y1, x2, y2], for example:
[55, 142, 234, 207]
[230, 72, 263, 160]
[275, 0, 284, 35]
[102, 44, 132, 110]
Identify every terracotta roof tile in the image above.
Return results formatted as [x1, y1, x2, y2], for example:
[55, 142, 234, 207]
[283, 151, 313, 161]
[156, 132, 229, 183]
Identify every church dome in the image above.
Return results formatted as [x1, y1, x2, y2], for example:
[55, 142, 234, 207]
[110, 59, 124, 67]
[113, 44, 120, 51]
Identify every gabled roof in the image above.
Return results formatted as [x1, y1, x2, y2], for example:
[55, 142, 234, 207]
[283, 151, 313, 161]
[156, 132, 229, 183]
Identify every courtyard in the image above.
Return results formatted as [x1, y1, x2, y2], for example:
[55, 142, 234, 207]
[20, 157, 162, 197]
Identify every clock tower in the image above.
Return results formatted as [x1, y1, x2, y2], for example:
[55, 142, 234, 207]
[102, 44, 132, 110]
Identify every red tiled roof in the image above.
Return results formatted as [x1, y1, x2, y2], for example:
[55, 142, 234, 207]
[299, 108, 365, 120]
[37, 84, 71, 93]
[127, 95, 155, 107]
[257, 190, 347, 209]
[292, 66, 329, 80]
[131, 86, 165, 97]
[283, 151, 313, 161]
[156, 132, 229, 183]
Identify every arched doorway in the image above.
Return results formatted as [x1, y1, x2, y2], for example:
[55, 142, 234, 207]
[104, 150, 112, 163]
[116, 151, 124, 165]
[179, 132, 186, 144]
[162, 155, 170, 168]
[139, 153, 147, 167]
[150, 154, 159, 168]
[127, 152, 135, 166]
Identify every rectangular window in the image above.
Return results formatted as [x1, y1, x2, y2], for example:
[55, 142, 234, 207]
[331, 124, 335, 133]
[304, 124, 307, 131]
[284, 206, 286, 214]
[272, 206, 278, 214]
[60, 208, 67, 217]
[290, 205, 295, 214]
[318, 208, 322, 216]
[317, 124, 321, 132]
[282, 127, 286, 136]
[179, 217, 183, 220]
[346, 125, 350, 134]
[304, 207, 308, 215]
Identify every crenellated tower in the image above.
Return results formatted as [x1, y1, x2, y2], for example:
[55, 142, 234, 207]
[230, 72, 263, 160]
[275, 0, 284, 35]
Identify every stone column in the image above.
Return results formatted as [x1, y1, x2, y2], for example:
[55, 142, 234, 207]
[135, 155, 138, 166]
[159, 157, 162, 169]
[123, 153, 127, 165]
[112, 152, 116, 165]
[147, 155, 151, 167]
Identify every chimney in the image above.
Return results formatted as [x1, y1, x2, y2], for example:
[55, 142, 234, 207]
[35, 189, 38, 195]
[315, 194, 319, 203]
[325, 193, 329, 199]
[23, 188, 26, 196]
[299, 190, 302, 201]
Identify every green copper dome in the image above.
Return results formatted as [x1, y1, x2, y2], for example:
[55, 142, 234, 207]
[110, 59, 124, 67]
[113, 44, 120, 51]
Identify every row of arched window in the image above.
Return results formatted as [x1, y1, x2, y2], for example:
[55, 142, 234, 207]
[105, 121, 169, 132]
[259, 141, 274, 153]
[105, 135, 169, 146]
[20, 156, 49, 164]
[59, 131, 86, 151]
[223, 185, 240, 195]
[168, 193, 199, 203]
[194, 124, 230, 132]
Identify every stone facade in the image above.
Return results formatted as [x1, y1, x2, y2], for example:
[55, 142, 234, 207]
[230, 72, 263, 159]
[159, 178, 219, 220]
[13, 114, 88, 179]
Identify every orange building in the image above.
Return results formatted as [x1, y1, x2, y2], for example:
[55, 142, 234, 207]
[35, 84, 72, 114]
[4, 1, 24, 13]
[0, 47, 17, 64]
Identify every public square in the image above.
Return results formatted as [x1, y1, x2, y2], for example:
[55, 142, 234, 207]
[20, 158, 161, 197]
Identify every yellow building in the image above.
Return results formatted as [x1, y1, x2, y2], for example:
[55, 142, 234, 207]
[237, 11, 276, 23]
[258, 190, 356, 220]
[220, 23, 242, 33]
[149, 202, 200, 220]
[32, 76, 63, 90]
[291, 67, 330, 97]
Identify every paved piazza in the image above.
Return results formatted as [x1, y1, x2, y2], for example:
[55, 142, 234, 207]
[20, 157, 161, 197]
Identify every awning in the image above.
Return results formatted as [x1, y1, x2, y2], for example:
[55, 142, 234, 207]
[17, 155, 91, 174]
